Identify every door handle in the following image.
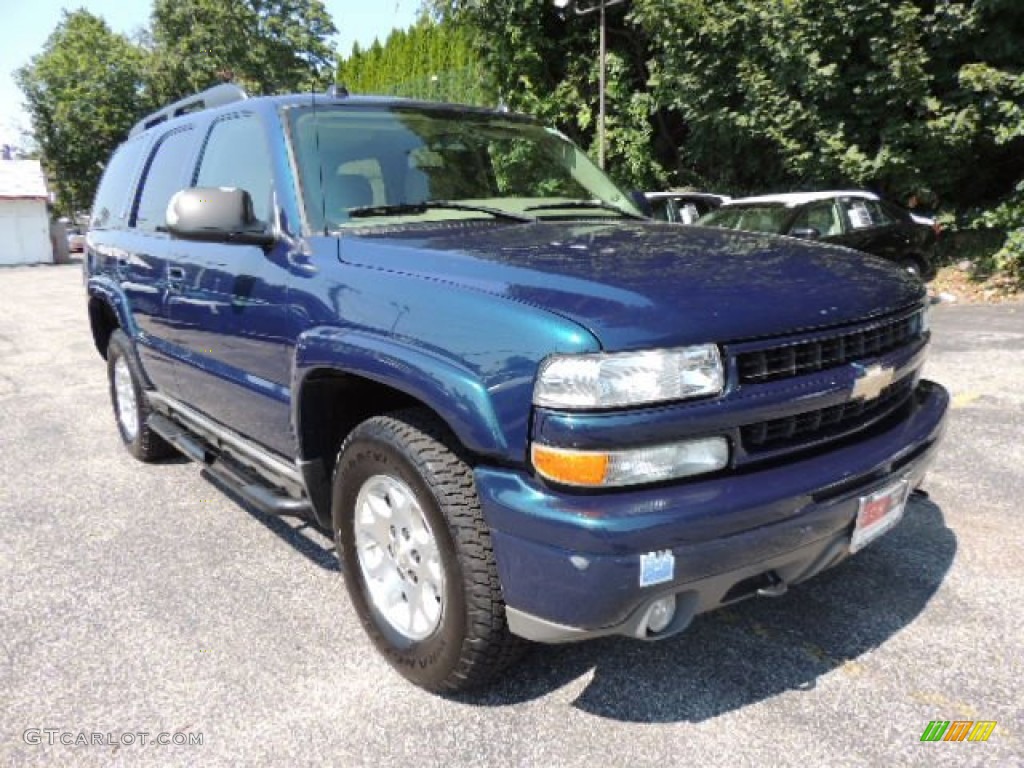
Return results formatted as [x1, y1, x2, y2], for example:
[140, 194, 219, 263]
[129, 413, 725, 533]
[168, 266, 186, 281]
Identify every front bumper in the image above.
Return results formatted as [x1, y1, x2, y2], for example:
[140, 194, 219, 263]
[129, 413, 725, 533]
[475, 380, 948, 642]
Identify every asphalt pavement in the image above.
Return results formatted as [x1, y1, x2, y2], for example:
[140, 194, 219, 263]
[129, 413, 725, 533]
[1, 264, 1022, 767]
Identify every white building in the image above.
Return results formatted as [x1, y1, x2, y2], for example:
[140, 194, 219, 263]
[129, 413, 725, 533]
[0, 160, 52, 265]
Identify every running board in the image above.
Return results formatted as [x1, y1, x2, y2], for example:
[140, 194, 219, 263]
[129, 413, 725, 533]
[201, 457, 312, 518]
[146, 391, 304, 495]
[148, 412, 210, 463]
[148, 412, 312, 518]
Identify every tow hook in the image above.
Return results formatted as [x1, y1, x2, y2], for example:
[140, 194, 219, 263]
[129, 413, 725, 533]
[757, 572, 788, 598]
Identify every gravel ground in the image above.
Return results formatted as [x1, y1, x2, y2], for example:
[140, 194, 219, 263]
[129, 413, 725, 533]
[1, 264, 1022, 767]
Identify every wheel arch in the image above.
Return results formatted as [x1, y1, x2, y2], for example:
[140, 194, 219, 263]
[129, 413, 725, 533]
[292, 328, 515, 528]
[86, 277, 136, 358]
[901, 252, 935, 281]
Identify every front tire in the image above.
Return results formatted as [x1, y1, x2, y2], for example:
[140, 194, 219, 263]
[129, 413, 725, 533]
[106, 329, 175, 462]
[332, 408, 522, 692]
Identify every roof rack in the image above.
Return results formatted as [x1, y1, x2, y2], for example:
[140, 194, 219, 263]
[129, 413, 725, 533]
[129, 83, 249, 137]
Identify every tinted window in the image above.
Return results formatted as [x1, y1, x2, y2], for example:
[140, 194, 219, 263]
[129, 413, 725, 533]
[649, 198, 672, 221]
[195, 114, 274, 221]
[134, 128, 194, 232]
[880, 201, 909, 223]
[867, 200, 898, 226]
[91, 137, 147, 230]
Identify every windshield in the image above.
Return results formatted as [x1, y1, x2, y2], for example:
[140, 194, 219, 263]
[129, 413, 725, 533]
[700, 205, 790, 234]
[286, 105, 640, 231]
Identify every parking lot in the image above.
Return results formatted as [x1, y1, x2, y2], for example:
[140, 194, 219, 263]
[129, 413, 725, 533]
[1, 263, 1022, 767]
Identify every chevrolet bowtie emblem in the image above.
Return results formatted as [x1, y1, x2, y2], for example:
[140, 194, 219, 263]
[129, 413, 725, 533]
[851, 363, 895, 401]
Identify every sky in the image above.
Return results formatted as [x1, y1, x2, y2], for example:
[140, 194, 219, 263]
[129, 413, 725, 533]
[0, 0, 422, 147]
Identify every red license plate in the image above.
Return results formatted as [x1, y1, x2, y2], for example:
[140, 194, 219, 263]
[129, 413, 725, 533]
[850, 479, 909, 553]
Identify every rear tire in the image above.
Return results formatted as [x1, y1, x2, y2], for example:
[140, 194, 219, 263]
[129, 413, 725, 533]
[106, 329, 175, 462]
[332, 408, 523, 692]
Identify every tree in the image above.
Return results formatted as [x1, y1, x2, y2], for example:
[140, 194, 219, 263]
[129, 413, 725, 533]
[434, 0, 1024, 210]
[337, 16, 491, 107]
[147, 0, 337, 102]
[429, 0, 675, 189]
[16, 11, 149, 214]
[632, 0, 1024, 204]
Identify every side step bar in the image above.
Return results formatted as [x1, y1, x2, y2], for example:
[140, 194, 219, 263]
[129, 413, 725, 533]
[147, 391, 304, 495]
[148, 413, 210, 463]
[148, 412, 312, 518]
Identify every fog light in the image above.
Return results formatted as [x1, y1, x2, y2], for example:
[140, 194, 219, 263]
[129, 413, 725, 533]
[645, 595, 677, 634]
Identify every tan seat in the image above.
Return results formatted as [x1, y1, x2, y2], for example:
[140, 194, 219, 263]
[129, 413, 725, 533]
[328, 173, 375, 219]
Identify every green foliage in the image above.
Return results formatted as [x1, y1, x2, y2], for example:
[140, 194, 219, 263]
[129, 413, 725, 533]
[148, 0, 337, 102]
[993, 229, 1024, 282]
[337, 18, 491, 106]
[435, 0, 1024, 212]
[970, 180, 1024, 281]
[17, 0, 1024, 287]
[429, 0, 673, 190]
[15, 11, 149, 214]
[631, 0, 1024, 205]
[17, 2, 337, 214]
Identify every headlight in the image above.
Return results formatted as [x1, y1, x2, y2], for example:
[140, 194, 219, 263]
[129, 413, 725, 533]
[534, 344, 724, 409]
[532, 437, 730, 487]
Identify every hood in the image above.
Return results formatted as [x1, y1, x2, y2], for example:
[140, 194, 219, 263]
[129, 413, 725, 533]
[337, 220, 925, 351]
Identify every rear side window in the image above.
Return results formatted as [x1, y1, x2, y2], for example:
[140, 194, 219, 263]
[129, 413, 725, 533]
[866, 200, 898, 226]
[841, 198, 895, 230]
[134, 128, 195, 232]
[194, 114, 274, 222]
[91, 138, 147, 230]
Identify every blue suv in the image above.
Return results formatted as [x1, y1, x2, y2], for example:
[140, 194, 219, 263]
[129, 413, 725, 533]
[85, 84, 949, 692]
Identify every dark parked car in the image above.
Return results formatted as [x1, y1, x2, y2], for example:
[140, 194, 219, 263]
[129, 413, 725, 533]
[645, 191, 730, 224]
[84, 85, 947, 693]
[700, 191, 938, 280]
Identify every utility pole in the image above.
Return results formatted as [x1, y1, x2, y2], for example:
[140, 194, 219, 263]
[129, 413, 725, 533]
[554, 0, 627, 169]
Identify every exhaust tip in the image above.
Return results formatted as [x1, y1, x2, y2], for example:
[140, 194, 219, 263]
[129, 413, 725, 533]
[757, 578, 788, 598]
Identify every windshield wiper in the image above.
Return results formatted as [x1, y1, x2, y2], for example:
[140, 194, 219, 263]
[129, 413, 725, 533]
[347, 200, 536, 223]
[524, 200, 644, 219]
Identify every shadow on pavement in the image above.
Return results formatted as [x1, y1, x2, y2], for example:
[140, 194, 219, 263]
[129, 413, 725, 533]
[200, 468, 339, 572]
[456, 496, 955, 723]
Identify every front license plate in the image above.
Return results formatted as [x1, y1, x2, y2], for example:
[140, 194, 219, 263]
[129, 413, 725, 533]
[850, 479, 909, 553]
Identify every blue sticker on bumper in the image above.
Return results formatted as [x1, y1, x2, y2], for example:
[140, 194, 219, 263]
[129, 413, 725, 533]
[640, 550, 675, 587]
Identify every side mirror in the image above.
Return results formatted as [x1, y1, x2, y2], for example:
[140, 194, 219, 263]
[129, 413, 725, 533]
[789, 226, 821, 240]
[629, 190, 653, 217]
[166, 187, 275, 247]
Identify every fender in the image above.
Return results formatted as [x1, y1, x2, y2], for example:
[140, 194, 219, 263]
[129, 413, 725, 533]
[87, 275, 139, 339]
[293, 326, 514, 461]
